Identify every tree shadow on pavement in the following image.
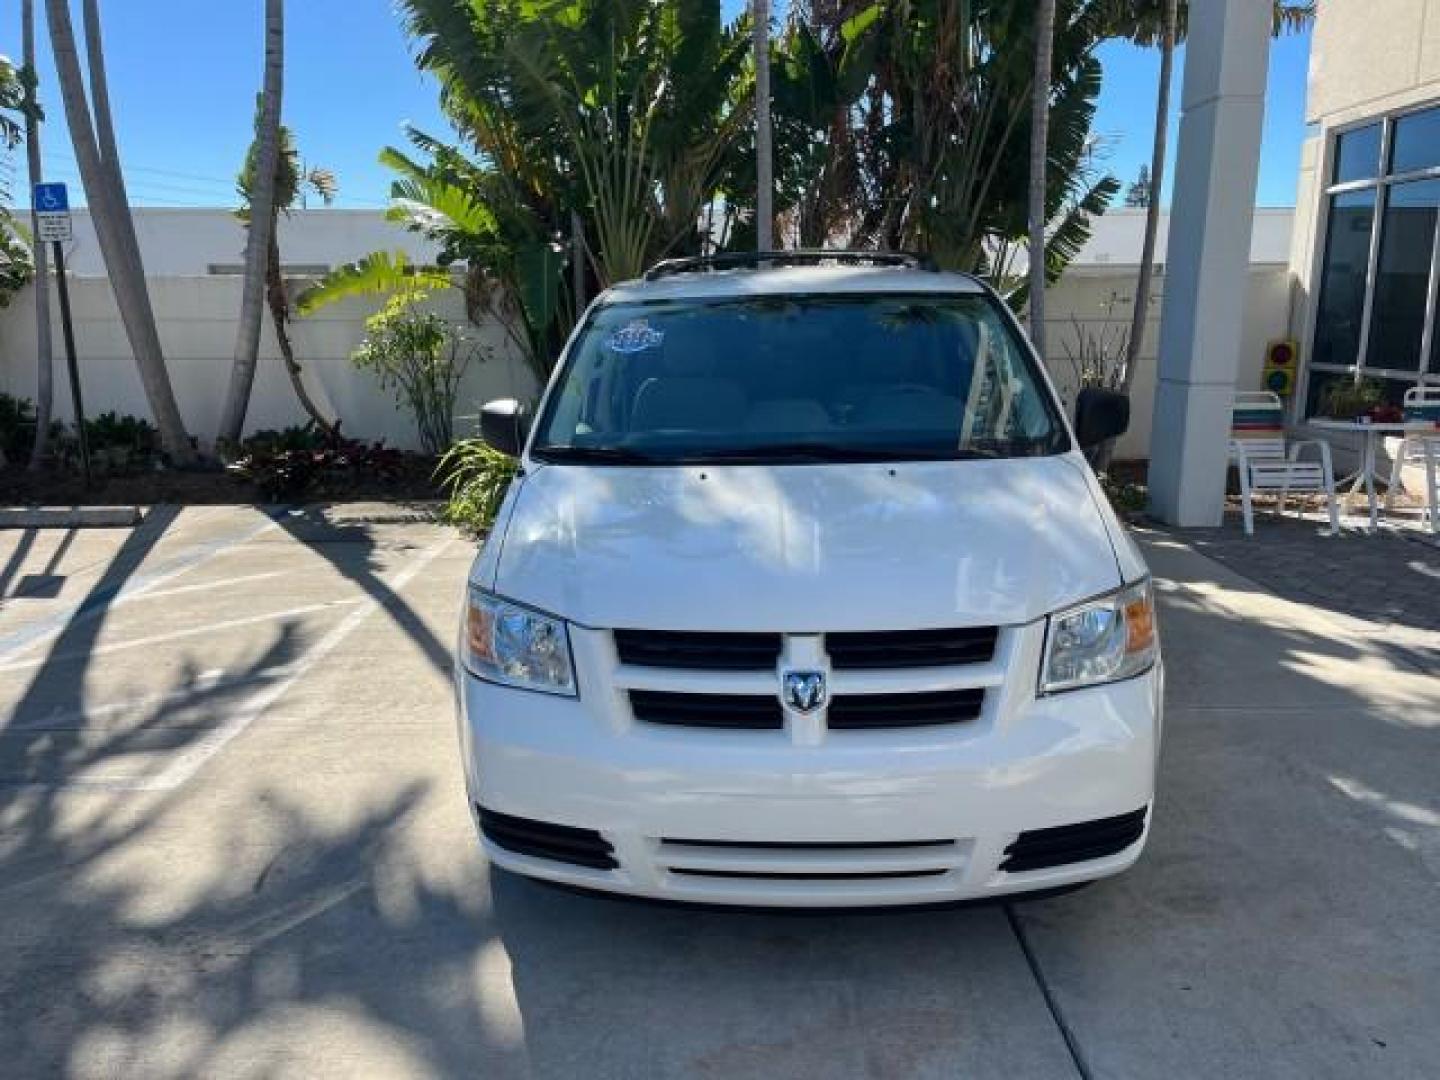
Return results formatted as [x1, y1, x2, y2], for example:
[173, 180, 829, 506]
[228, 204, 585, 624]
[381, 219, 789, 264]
[3, 515, 1438, 1078]
[270, 507, 454, 678]
[1007, 536, 1440, 1078]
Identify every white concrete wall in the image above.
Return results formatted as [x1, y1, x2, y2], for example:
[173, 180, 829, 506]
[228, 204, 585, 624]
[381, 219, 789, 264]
[50, 208, 441, 278]
[1073, 207, 1294, 269]
[1041, 266, 1291, 461]
[1306, 1, 1440, 129]
[0, 276, 538, 451]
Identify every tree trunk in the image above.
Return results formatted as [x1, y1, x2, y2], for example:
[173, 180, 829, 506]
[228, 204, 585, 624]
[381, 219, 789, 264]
[22, 0, 55, 470]
[46, 0, 194, 464]
[753, 0, 773, 251]
[1095, 0, 1177, 474]
[265, 232, 339, 441]
[1027, 0, 1056, 358]
[1124, 4, 1178, 395]
[219, 0, 285, 445]
[82, 0, 144, 297]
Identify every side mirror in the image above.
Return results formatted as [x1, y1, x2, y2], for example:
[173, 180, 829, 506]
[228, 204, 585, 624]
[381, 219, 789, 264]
[480, 398, 528, 457]
[1074, 388, 1130, 449]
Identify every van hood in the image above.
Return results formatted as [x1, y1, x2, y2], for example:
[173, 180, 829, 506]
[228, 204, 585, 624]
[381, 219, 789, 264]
[487, 456, 1122, 632]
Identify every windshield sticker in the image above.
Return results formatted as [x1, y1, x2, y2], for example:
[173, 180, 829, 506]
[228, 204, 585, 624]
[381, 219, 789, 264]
[605, 320, 665, 354]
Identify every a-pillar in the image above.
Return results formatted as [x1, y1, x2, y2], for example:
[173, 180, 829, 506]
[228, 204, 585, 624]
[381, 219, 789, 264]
[1149, 0, 1271, 525]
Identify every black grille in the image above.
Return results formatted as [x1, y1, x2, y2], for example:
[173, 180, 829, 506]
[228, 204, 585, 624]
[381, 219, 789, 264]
[827, 689, 985, 729]
[614, 629, 782, 670]
[629, 690, 783, 729]
[669, 868, 948, 881]
[827, 627, 998, 669]
[999, 808, 1148, 873]
[477, 806, 618, 870]
[661, 837, 956, 850]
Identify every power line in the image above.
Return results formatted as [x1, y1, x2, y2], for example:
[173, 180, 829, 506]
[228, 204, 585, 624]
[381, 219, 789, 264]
[38, 165, 238, 202]
[30, 165, 389, 210]
[38, 150, 390, 208]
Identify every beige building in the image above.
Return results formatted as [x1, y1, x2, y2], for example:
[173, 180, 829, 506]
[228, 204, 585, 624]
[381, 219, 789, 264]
[1289, 1, 1440, 420]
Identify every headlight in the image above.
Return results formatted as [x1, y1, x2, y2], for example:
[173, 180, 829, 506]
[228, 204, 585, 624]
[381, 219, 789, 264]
[463, 589, 576, 696]
[1040, 579, 1157, 694]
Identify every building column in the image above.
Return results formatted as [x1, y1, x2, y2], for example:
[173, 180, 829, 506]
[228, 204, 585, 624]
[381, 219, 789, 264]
[1148, 0, 1271, 526]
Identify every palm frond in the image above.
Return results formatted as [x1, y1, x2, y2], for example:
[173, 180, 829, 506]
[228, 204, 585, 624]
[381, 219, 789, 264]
[303, 166, 338, 205]
[386, 175, 498, 238]
[296, 252, 452, 315]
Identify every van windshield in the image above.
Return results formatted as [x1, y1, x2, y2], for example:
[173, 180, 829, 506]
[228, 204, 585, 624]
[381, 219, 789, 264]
[530, 293, 1067, 464]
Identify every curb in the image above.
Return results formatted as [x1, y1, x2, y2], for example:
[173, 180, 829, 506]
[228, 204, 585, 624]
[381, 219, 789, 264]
[0, 506, 144, 528]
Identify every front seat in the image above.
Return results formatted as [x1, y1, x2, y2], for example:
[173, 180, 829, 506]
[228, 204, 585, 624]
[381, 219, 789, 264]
[630, 334, 746, 432]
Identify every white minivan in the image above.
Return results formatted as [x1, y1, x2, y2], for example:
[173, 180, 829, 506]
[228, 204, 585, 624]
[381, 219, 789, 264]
[456, 252, 1161, 907]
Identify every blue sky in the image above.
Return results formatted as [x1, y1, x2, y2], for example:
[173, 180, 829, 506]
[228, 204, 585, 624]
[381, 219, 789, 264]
[5, 1, 1311, 211]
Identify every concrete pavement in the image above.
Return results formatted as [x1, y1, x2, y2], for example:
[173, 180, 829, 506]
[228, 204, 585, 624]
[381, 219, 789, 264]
[1, 507, 1436, 1078]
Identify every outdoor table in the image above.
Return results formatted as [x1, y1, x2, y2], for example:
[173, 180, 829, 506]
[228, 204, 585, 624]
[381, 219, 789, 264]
[1308, 418, 1419, 530]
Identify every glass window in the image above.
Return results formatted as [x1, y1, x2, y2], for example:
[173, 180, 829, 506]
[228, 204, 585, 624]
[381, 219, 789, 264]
[1333, 123, 1382, 184]
[1389, 107, 1440, 175]
[1312, 190, 1376, 368]
[532, 295, 1066, 464]
[1365, 179, 1440, 371]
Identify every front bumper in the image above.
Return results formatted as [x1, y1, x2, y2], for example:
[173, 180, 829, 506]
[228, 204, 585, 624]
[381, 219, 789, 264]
[455, 625, 1163, 908]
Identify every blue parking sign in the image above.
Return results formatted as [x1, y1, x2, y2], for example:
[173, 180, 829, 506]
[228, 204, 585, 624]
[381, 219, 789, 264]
[33, 182, 69, 213]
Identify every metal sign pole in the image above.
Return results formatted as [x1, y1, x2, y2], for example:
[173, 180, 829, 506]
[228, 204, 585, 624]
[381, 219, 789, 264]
[51, 240, 90, 486]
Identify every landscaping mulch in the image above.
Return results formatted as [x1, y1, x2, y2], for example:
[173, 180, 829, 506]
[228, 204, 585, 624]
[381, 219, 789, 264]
[0, 456, 446, 507]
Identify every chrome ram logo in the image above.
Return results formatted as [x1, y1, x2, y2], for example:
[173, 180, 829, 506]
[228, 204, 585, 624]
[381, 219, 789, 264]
[782, 670, 827, 714]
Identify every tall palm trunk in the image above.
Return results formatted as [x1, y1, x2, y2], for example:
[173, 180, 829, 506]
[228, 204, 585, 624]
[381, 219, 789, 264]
[22, 0, 55, 470]
[1027, 0, 1056, 356]
[219, 0, 285, 445]
[1120, 0, 1177, 398]
[46, 0, 194, 464]
[753, 0, 773, 251]
[82, 0, 145, 309]
[265, 229, 339, 440]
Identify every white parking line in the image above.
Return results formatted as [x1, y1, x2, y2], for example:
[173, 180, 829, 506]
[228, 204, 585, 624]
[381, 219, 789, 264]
[143, 533, 455, 791]
[0, 601, 361, 674]
[118, 569, 292, 605]
[0, 513, 282, 662]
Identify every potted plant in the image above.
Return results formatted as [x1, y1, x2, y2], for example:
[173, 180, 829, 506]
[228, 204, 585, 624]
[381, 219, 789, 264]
[1319, 377, 1386, 421]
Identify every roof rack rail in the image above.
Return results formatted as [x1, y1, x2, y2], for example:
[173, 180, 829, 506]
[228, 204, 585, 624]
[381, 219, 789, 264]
[642, 249, 936, 282]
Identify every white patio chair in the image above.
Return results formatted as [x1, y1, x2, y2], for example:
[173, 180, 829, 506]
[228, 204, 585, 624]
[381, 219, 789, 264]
[1385, 385, 1440, 535]
[1229, 391, 1339, 536]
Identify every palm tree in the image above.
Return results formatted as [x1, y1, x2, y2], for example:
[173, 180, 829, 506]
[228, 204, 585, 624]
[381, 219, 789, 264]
[754, 0, 773, 251]
[1117, 0, 1175, 440]
[1029, 0, 1057, 355]
[20, 0, 54, 470]
[219, 0, 285, 446]
[45, 0, 193, 464]
[235, 122, 341, 439]
[1095, 0, 1315, 469]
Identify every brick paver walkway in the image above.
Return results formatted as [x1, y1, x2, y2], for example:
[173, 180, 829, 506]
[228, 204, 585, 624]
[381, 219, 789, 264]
[1160, 515, 1440, 671]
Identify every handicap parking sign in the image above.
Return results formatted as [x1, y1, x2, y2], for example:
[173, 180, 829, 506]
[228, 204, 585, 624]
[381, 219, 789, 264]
[34, 182, 69, 213]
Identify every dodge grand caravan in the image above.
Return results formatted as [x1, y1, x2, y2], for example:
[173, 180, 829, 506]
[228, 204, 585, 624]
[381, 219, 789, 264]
[455, 251, 1161, 907]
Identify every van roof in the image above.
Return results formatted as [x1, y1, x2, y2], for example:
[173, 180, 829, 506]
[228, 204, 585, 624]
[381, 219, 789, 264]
[600, 264, 988, 304]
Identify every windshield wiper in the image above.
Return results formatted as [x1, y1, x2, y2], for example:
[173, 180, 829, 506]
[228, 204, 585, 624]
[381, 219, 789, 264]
[530, 444, 660, 465]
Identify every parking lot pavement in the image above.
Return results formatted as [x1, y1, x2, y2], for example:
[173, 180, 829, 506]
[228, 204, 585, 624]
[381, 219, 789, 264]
[1, 508, 1437, 1078]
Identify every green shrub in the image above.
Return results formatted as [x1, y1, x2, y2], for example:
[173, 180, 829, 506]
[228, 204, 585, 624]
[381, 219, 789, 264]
[0, 398, 159, 474]
[226, 439, 409, 501]
[0, 393, 37, 464]
[352, 289, 481, 454]
[82, 411, 160, 473]
[237, 424, 329, 456]
[436, 437, 518, 534]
